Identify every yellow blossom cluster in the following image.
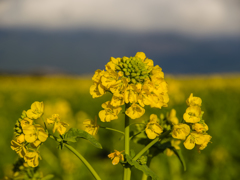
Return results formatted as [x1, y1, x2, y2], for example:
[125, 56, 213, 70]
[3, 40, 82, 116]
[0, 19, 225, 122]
[90, 52, 169, 121]
[83, 117, 99, 136]
[145, 114, 163, 139]
[172, 94, 212, 152]
[11, 101, 69, 167]
[11, 101, 46, 167]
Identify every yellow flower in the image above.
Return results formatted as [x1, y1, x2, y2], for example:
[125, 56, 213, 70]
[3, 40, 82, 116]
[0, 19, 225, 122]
[26, 101, 44, 119]
[167, 109, 179, 125]
[83, 117, 99, 136]
[110, 94, 125, 107]
[16, 134, 25, 143]
[47, 114, 69, 135]
[99, 101, 122, 122]
[24, 151, 40, 167]
[20, 117, 33, 129]
[91, 52, 169, 121]
[92, 69, 104, 83]
[145, 114, 163, 139]
[183, 132, 205, 150]
[124, 84, 138, 104]
[10, 140, 27, 158]
[22, 124, 48, 144]
[186, 93, 202, 107]
[196, 134, 212, 151]
[165, 140, 181, 156]
[183, 106, 202, 123]
[108, 150, 124, 165]
[192, 122, 208, 133]
[90, 82, 106, 98]
[125, 103, 145, 119]
[172, 123, 190, 140]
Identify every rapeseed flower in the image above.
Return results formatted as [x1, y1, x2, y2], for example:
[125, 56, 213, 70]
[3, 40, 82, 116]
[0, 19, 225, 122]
[167, 109, 179, 125]
[186, 93, 202, 107]
[172, 123, 190, 140]
[83, 117, 99, 136]
[108, 150, 124, 165]
[183, 132, 205, 150]
[90, 52, 169, 121]
[47, 114, 69, 135]
[183, 106, 202, 123]
[26, 101, 44, 119]
[10, 140, 27, 158]
[99, 101, 122, 122]
[145, 114, 163, 139]
[24, 151, 40, 167]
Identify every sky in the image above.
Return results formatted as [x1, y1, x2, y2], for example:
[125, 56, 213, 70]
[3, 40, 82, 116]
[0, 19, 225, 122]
[0, 0, 240, 37]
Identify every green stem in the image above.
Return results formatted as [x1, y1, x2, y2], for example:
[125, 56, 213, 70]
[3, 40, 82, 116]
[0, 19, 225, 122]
[64, 144, 101, 180]
[141, 156, 153, 180]
[100, 126, 125, 135]
[123, 103, 131, 180]
[133, 130, 171, 161]
[133, 137, 160, 161]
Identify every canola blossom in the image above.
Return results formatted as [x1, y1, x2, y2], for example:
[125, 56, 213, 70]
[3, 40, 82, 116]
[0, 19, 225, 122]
[145, 114, 163, 139]
[90, 52, 169, 121]
[108, 150, 124, 165]
[83, 118, 99, 136]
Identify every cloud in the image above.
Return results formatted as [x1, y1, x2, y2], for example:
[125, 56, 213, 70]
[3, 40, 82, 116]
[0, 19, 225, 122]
[0, 0, 239, 36]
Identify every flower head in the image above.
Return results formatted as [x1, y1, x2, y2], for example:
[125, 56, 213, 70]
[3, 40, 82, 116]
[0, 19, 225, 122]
[186, 93, 202, 107]
[24, 151, 40, 167]
[108, 150, 124, 165]
[26, 101, 44, 119]
[47, 114, 69, 135]
[172, 123, 190, 140]
[183, 106, 202, 123]
[83, 117, 99, 136]
[145, 114, 163, 139]
[91, 52, 169, 120]
[183, 132, 205, 150]
[11, 140, 27, 158]
[99, 101, 122, 122]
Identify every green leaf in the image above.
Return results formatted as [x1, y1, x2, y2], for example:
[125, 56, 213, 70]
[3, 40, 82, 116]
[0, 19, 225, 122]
[125, 155, 160, 180]
[173, 149, 186, 171]
[63, 128, 102, 149]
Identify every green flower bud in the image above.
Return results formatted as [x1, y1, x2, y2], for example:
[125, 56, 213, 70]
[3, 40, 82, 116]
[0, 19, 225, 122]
[125, 72, 130, 76]
[122, 56, 128, 62]
[131, 73, 137, 77]
[123, 68, 127, 72]
[123, 63, 128, 68]
[131, 78, 137, 84]
[115, 65, 121, 70]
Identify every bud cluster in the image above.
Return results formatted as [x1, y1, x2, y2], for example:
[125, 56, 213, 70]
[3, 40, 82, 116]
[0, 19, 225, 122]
[115, 56, 152, 84]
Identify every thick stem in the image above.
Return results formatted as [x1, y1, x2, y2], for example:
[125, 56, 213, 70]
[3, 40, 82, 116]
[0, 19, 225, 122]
[65, 144, 101, 180]
[141, 156, 153, 180]
[123, 103, 131, 180]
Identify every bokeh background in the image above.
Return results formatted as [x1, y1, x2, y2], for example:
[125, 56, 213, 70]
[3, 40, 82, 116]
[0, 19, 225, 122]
[0, 0, 240, 180]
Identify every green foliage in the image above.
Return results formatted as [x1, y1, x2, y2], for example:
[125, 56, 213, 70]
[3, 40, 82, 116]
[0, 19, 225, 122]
[63, 128, 102, 149]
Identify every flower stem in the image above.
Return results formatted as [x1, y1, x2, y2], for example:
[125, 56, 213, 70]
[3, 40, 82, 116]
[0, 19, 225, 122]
[123, 103, 131, 180]
[65, 144, 101, 180]
[133, 130, 171, 161]
[100, 126, 125, 135]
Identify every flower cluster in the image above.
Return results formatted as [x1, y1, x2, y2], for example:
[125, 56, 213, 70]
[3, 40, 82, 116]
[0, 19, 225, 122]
[172, 93, 212, 152]
[90, 52, 169, 121]
[11, 101, 69, 167]
[11, 102, 46, 167]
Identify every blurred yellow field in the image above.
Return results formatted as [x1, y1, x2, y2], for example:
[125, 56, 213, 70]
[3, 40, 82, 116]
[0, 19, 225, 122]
[1, 74, 240, 180]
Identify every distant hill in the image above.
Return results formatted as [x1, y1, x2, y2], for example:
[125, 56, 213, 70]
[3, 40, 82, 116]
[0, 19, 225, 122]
[0, 29, 239, 75]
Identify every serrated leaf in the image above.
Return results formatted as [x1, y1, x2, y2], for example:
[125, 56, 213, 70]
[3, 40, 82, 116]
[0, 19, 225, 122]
[64, 128, 102, 149]
[173, 149, 186, 171]
[125, 155, 160, 180]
